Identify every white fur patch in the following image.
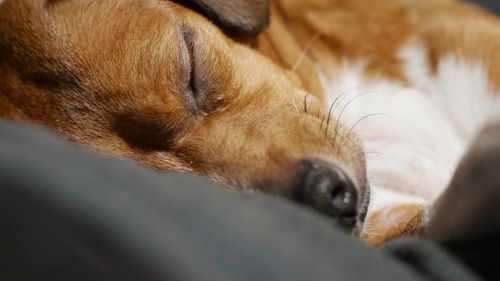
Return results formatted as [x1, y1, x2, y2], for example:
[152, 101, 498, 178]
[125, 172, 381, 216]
[319, 41, 500, 223]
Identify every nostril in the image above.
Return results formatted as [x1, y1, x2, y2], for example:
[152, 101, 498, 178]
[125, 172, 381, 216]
[330, 176, 357, 217]
[296, 160, 358, 228]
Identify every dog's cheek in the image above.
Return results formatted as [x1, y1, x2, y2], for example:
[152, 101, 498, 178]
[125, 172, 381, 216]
[111, 108, 192, 153]
[186, 107, 310, 191]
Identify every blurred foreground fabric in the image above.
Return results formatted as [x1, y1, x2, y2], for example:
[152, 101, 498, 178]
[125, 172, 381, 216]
[0, 121, 485, 281]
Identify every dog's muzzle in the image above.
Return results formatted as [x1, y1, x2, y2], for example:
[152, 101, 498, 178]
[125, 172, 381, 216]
[294, 159, 367, 233]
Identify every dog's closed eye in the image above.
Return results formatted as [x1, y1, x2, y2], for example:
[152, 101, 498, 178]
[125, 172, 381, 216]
[179, 27, 230, 116]
[181, 28, 205, 114]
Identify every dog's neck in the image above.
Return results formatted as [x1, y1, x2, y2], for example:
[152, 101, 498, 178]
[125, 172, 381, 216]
[254, 1, 326, 101]
[255, 0, 417, 102]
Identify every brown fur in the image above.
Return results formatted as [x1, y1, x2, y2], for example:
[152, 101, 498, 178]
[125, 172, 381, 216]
[256, 0, 500, 95]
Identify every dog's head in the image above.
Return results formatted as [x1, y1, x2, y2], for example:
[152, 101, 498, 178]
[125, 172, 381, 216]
[0, 0, 369, 234]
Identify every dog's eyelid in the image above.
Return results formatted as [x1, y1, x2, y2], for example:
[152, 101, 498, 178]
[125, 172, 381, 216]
[180, 27, 208, 114]
[178, 27, 228, 116]
[180, 27, 195, 73]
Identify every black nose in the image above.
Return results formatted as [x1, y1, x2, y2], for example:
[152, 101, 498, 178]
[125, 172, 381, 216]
[296, 160, 358, 230]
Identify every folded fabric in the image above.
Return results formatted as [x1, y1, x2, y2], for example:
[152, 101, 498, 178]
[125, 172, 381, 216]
[0, 121, 479, 281]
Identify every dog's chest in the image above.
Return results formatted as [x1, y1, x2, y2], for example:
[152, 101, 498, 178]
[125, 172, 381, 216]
[319, 41, 500, 213]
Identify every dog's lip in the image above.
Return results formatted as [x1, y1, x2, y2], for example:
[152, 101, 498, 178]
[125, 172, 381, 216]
[351, 182, 370, 237]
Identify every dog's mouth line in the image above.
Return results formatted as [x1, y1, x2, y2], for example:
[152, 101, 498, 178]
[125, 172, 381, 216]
[352, 184, 370, 237]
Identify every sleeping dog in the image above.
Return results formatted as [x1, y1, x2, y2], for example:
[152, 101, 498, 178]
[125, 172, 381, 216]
[0, 0, 499, 242]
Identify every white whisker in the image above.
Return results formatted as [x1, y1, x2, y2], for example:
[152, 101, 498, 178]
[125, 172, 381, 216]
[291, 97, 299, 114]
[291, 33, 320, 73]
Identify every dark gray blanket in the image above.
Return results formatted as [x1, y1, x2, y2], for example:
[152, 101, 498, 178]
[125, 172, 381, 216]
[0, 121, 486, 281]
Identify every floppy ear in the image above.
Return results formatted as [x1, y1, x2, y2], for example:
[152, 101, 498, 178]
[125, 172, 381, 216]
[173, 0, 270, 36]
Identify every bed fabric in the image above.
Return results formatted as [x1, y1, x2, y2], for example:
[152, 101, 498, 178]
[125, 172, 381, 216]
[0, 121, 483, 281]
